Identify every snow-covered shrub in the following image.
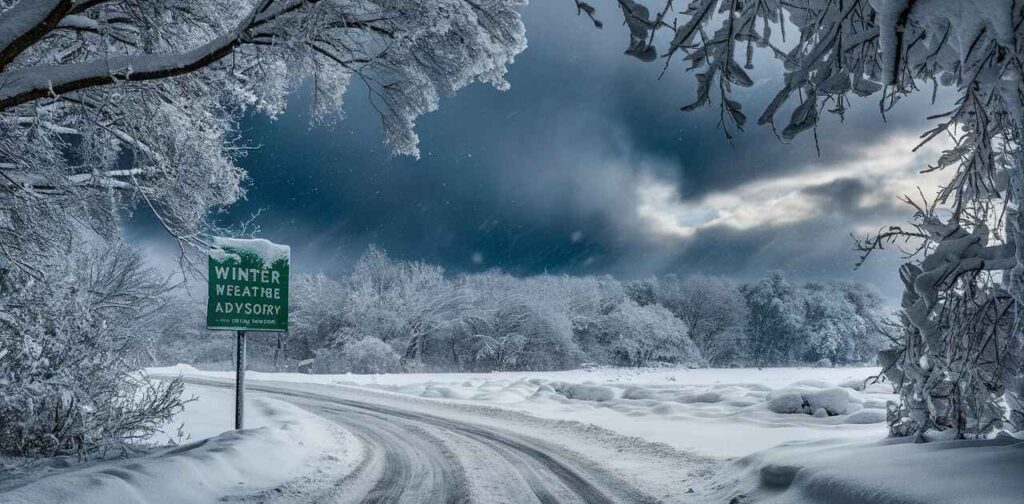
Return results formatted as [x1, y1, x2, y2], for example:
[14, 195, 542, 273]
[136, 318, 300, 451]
[767, 388, 861, 416]
[0, 243, 185, 456]
[805, 388, 858, 416]
[468, 332, 527, 371]
[457, 272, 605, 371]
[606, 301, 701, 367]
[516, 305, 581, 371]
[153, 297, 233, 366]
[463, 298, 581, 371]
[342, 337, 401, 374]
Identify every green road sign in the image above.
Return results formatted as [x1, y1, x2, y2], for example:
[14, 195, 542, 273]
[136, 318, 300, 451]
[207, 237, 290, 332]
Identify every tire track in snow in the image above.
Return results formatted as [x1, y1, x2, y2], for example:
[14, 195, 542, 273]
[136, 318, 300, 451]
[183, 378, 658, 504]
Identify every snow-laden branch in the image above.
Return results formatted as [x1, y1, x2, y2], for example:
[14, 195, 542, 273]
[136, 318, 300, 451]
[0, 0, 72, 72]
[0, 0, 310, 111]
[0, 167, 147, 192]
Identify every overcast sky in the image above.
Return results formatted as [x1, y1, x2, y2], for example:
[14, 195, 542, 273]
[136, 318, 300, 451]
[130, 1, 955, 301]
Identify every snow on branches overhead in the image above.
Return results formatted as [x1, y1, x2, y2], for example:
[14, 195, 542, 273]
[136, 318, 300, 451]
[584, 0, 1021, 146]
[0, 0, 526, 269]
[578, 0, 1024, 438]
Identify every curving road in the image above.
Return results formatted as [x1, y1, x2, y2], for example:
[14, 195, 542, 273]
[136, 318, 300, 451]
[184, 378, 659, 504]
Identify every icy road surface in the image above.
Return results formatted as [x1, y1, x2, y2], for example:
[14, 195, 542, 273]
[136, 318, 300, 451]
[180, 377, 705, 504]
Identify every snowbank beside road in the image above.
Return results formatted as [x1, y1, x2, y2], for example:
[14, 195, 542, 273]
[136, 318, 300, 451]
[0, 388, 356, 504]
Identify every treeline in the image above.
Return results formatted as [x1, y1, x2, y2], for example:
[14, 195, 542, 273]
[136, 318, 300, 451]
[158, 247, 892, 372]
[0, 241, 888, 456]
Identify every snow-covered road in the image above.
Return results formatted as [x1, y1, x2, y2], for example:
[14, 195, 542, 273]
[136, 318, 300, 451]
[182, 377, 674, 504]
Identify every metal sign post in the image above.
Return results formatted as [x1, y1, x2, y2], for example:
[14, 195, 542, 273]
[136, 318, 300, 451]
[235, 330, 246, 429]
[207, 238, 289, 430]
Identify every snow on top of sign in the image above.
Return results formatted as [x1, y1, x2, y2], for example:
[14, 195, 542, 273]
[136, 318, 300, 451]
[208, 248, 240, 263]
[211, 237, 290, 266]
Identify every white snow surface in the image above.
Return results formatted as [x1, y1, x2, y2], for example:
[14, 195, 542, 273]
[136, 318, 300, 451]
[718, 433, 1024, 504]
[211, 237, 290, 266]
[0, 385, 356, 504]
[9, 365, 1024, 504]
[146, 365, 1024, 504]
[151, 365, 893, 458]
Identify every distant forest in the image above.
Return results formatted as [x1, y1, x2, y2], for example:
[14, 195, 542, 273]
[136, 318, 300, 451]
[158, 247, 892, 373]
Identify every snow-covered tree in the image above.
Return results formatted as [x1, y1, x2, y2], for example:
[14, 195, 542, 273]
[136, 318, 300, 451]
[741, 272, 806, 366]
[154, 248, 890, 372]
[0, 0, 526, 272]
[343, 246, 467, 364]
[580, 0, 1024, 438]
[624, 278, 657, 306]
[342, 336, 400, 374]
[288, 272, 347, 359]
[606, 300, 698, 367]
[736, 273, 888, 366]
[462, 298, 534, 371]
[657, 274, 748, 365]
[458, 271, 632, 370]
[0, 241, 183, 456]
[803, 281, 889, 364]
[800, 284, 864, 365]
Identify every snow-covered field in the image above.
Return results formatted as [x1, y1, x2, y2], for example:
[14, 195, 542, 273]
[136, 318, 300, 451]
[5, 365, 1024, 504]
[158, 365, 893, 458]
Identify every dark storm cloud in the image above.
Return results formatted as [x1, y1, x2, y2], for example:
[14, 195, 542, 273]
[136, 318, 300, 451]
[661, 208, 912, 297]
[128, 0, 951, 299]
[799, 177, 901, 216]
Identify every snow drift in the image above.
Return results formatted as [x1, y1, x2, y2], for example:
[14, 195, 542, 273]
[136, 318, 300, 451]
[722, 433, 1024, 504]
[0, 394, 353, 504]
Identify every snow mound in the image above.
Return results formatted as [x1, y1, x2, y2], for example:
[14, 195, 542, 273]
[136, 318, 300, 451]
[806, 388, 859, 415]
[0, 395, 353, 504]
[622, 386, 653, 400]
[767, 393, 806, 414]
[767, 387, 872, 418]
[844, 409, 887, 424]
[550, 382, 616, 402]
[680, 391, 722, 403]
[721, 435, 1024, 504]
